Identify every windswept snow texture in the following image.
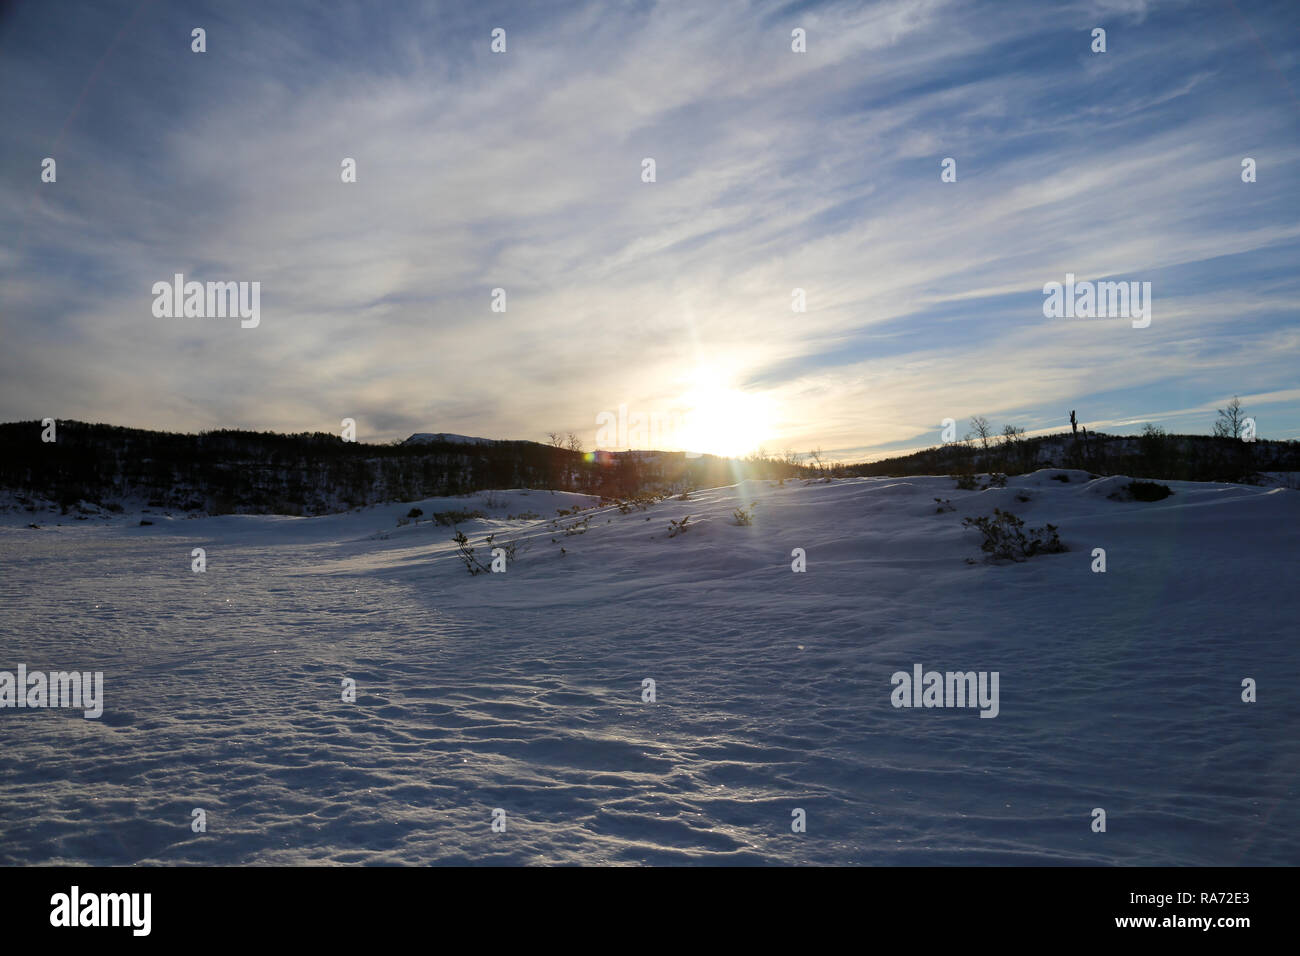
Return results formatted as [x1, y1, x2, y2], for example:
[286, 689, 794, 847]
[1, 473, 1297, 866]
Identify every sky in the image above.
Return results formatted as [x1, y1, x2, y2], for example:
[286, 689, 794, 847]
[2, 0, 1298, 461]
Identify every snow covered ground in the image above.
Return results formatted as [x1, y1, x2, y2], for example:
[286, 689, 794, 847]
[1, 472, 1296, 865]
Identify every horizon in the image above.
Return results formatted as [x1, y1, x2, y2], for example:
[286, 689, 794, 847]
[5, 410, 1289, 467]
[3, 0, 1298, 460]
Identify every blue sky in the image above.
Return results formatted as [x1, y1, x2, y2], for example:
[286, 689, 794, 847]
[2, 0, 1297, 460]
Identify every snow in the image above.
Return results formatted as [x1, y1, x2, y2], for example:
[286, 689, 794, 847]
[1, 473, 1296, 865]
[403, 433, 500, 446]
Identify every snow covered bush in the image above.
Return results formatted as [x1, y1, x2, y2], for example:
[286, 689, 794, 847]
[550, 513, 591, 535]
[614, 493, 661, 514]
[452, 530, 525, 574]
[733, 503, 755, 525]
[452, 530, 488, 574]
[485, 532, 525, 561]
[432, 508, 485, 526]
[962, 508, 1065, 562]
[1121, 480, 1173, 502]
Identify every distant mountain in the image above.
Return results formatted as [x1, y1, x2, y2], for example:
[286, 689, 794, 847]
[404, 433, 500, 446]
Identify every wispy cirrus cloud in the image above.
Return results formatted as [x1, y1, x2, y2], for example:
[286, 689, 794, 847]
[1, 0, 1297, 456]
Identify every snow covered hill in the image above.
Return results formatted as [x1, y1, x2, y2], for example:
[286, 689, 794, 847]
[0, 472, 1296, 864]
[402, 433, 501, 446]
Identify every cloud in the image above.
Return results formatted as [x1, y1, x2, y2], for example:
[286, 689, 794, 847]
[1, 0, 1297, 457]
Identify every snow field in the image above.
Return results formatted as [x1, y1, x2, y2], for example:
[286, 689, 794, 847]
[0, 473, 1296, 864]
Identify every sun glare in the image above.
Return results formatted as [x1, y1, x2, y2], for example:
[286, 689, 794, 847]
[675, 370, 774, 459]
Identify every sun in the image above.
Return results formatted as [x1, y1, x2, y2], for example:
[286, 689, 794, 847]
[674, 369, 775, 458]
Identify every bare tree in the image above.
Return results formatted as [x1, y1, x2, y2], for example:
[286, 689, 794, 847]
[1213, 396, 1247, 439]
[809, 448, 825, 473]
[546, 431, 565, 448]
[566, 432, 584, 453]
[968, 416, 993, 453]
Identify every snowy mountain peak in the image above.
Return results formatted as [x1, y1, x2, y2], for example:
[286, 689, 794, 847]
[403, 432, 497, 446]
